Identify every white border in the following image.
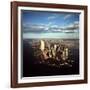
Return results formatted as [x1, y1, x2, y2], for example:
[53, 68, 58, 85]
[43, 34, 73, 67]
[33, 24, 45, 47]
[18, 6, 84, 83]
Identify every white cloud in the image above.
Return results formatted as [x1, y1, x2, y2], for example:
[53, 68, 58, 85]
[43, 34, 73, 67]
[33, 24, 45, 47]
[48, 22, 52, 26]
[60, 21, 79, 33]
[74, 21, 79, 24]
[23, 24, 46, 33]
[23, 21, 79, 33]
[48, 16, 57, 20]
[44, 27, 49, 31]
[64, 14, 71, 20]
[51, 25, 58, 28]
[47, 22, 55, 27]
[52, 29, 62, 32]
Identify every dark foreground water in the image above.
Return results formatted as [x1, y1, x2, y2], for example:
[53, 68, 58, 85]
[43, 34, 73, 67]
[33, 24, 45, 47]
[23, 39, 79, 77]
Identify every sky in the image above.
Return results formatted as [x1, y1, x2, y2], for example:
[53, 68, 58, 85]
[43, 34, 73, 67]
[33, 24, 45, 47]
[21, 10, 80, 39]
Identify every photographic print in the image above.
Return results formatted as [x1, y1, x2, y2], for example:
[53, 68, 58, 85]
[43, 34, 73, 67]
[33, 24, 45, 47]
[22, 11, 80, 77]
[11, 1, 87, 88]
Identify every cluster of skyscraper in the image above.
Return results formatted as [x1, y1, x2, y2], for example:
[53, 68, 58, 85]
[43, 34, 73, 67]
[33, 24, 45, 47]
[34, 40, 69, 63]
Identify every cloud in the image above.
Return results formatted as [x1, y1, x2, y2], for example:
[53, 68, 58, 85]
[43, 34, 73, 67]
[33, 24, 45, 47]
[48, 22, 53, 26]
[66, 21, 79, 30]
[48, 16, 57, 20]
[50, 28, 62, 32]
[23, 24, 46, 33]
[61, 21, 79, 33]
[23, 24, 61, 33]
[64, 14, 71, 20]
[74, 21, 79, 24]
[23, 21, 79, 33]
[47, 22, 55, 27]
